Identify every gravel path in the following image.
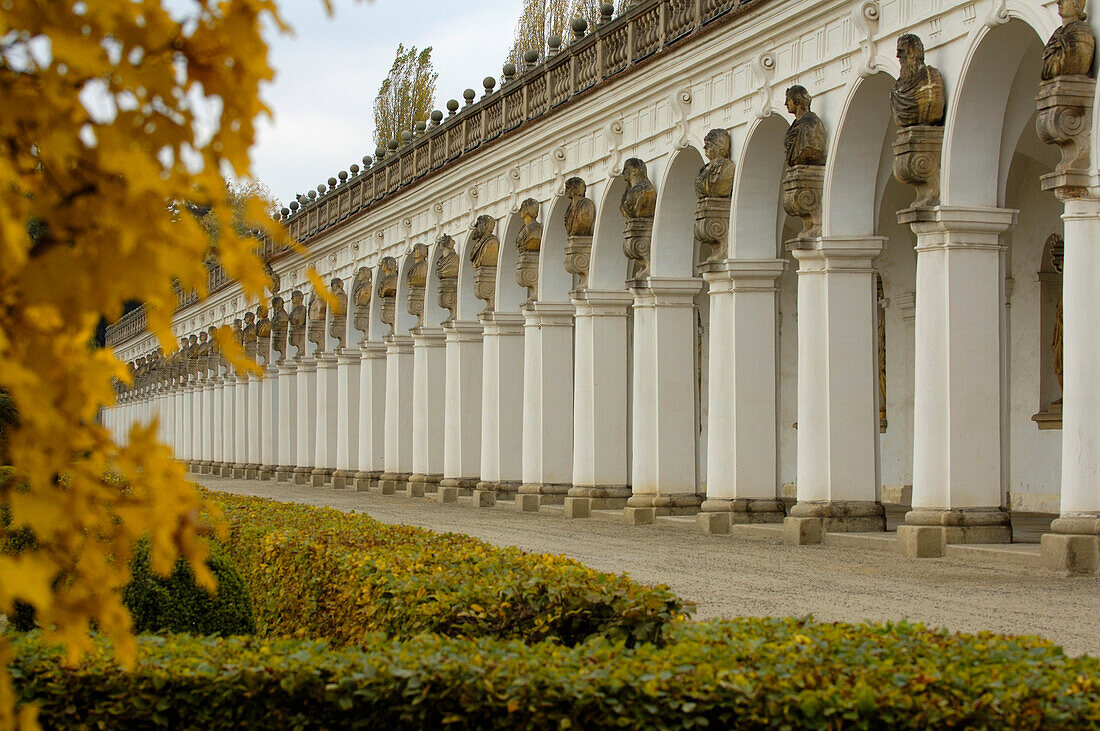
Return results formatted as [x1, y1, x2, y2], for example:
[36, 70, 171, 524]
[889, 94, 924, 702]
[199, 476, 1100, 657]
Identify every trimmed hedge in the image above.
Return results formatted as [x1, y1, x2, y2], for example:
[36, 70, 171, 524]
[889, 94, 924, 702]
[123, 539, 255, 637]
[11, 618, 1100, 729]
[214, 492, 686, 646]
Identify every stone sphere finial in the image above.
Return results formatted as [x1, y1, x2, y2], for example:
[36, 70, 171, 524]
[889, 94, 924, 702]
[374, 146, 386, 159]
[338, 170, 348, 183]
[317, 183, 327, 194]
[350, 163, 360, 175]
[387, 139, 399, 151]
[308, 190, 317, 200]
[548, 35, 562, 55]
[446, 99, 460, 115]
[280, 207, 290, 218]
[571, 17, 588, 39]
[289, 200, 299, 212]
[463, 88, 476, 105]
[430, 110, 443, 125]
[523, 49, 539, 69]
[502, 62, 517, 83]
[483, 76, 496, 96]
[414, 120, 426, 133]
[599, 2, 614, 23]
[400, 129, 412, 145]
[327, 176, 337, 188]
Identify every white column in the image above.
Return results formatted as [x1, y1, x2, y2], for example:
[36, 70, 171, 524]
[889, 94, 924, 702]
[191, 376, 204, 471]
[200, 377, 214, 472]
[332, 349, 360, 489]
[380, 335, 414, 492]
[260, 364, 279, 480]
[788, 237, 885, 533]
[232, 372, 249, 478]
[311, 353, 338, 485]
[441, 321, 483, 492]
[174, 381, 185, 459]
[354, 342, 387, 489]
[900, 206, 1015, 543]
[698, 260, 786, 529]
[211, 372, 224, 474]
[275, 360, 298, 481]
[246, 372, 262, 478]
[162, 387, 175, 451]
[294, 357, 317, 484]
[628, 278, 703, 515]
[180, 381, 194, 465]
[1048, 198, 1100, 551]
[409, 327, 447, 496]
[221, 374, 236, 473]
[477, 312, 525, 497]
[568, 290, 632, 511]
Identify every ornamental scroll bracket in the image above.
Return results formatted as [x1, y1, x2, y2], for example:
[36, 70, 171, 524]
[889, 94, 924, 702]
[673, 88, 693, 149]
[551, 145, 568, 196]
[753, 50, 777, 119]
[605, 119, 625, 176]
[854, 0, 882, 78]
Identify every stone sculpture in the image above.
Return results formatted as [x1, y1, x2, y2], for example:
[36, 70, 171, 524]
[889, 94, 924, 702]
[435, 234, 459, 321]
[890, 34, 946, 208]
[270, 296, 289, 362]
[563, 177, 596, 288]
[1050, 233, 1065, 407]
[1036, 0, 1096, 189]
[308, 287, 328, 352]
[619, 158, 656, 279]
[469, 214, 500, 313]
[515, 198, 542, 302]
[377, 256, 399, 335]
[255, 304, 271, 365]
[242, 311, 257, 360]
[694, 128, 736, 265]
[406, 244, 429, 325]
[329, 277, 347, 349]
[288, 290, 307, 357]
[351, 266, 372, 336]
[781, 85, 826, 241]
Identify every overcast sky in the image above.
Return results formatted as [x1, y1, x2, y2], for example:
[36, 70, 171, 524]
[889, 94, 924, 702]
[252, 0, 519, 207]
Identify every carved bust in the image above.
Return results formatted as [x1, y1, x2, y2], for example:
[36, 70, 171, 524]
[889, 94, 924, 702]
[469, 214, 500, 268]
[307, 287, 327, 349]
[783, 85, 827, 167]
[619, 158, 656, 219]
[231, 319, 243, 344]
[563, 177, 595, 237]
[352, 267, 372, 309]
[891, 34, 945, 127]
[255, 304, 271, 338]
[435, 234, 459, 281]
[329, 277, 347, 348]
[271, 295, 289, 360]
[288, 289, 307, 355]
[377, 256, 399, 298]
[695, 128, 735, 198]
[407, 244, 429, 288]
[516, 198, 542, 252]
[1042, 0, 1095, 81]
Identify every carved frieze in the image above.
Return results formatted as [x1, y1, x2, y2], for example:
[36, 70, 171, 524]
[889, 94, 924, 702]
[619, 158, 656, 279]
[515, 198, 542, 302]
[781, 85, 826, 241]
[694, 128, 735, 265]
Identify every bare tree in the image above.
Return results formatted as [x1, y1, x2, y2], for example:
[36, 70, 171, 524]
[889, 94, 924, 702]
[507, 0, 626, 67]
[373, 44, 438, 148]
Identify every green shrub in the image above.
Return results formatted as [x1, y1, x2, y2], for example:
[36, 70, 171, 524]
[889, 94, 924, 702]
[213, 491, 687, 646]
[10, 618, 1099, 729]
[123, 538, 255, 637]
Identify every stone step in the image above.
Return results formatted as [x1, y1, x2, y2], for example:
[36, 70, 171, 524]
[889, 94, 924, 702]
[822, 531, 899, 552]
[654, 515, 697, 530]
[590, 508, 624, 523]
[538, 504, 565, 516]
[945, 542, 1043, 569]
[728, 524, 785, 541]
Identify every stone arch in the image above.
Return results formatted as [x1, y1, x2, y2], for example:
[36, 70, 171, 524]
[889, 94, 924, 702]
[651, 146, 704, 277]
[365, 260, 390, 341]
[589, 176, 629, 289]
[454, 232, 483, 322]
[538, 194, 572, 301]
[393, 248, 420, 334]
[730, 114, 789, 258]
[942, 18, 1047, 207]
[823, 71, 897, 237]
[496, 211, 526, 312]
[422, 239, 448, 327]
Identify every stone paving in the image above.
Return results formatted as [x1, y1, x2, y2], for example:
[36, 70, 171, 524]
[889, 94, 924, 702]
[198, 476, 1100, 657]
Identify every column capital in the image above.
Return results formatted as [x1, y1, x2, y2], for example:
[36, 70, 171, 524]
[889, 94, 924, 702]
[522, 301, 574, 327]
[571, 288, 633, 316]
[315, 352, 339, 368]
[383, 334, 414, 353]
[410, 326, 447, 346]
[789, 236, 884, 271]
[898, 205, 1017, 250]
[701, 258, 786, 292]
[334, 347, 362, 365]
[359, 339, 388, 357]
[479, 311, 525, 335]
[629, 276, 704, 305]
[1061, 195, 1100, 220]
[442, 319, 484, 340]
[295, 355, 318, 372]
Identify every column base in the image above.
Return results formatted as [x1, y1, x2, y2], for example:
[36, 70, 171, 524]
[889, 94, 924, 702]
[700, 498, 786, 525]
[472, 490, 497, 507]
[790, 500, 886, 533]
[189, 461, 202, 473]
[896, 525, 945, 558]
[783, 516, 823, 545]
[310, 468, 333, 487]
[519, 482, 571, 506]
[198, 461, 214, 474]
[434, 486, 459, 504]
[353, 470, 382, 491]
[1050, 514, 1100, 535]
[331, 470, 353, 489]
[378, 472, 409, 495]
[440, 477, 478, 496]
[478, 480, 519, 499]
[567, 485, 631, 510]
[231, 463, 248, 479]
[904, 508, 1011, 544]
[292, 466, 313, 485]
[407, 473, 442, 497]
[275, 466, 294, 482]
[626, 493, 702, 516]
[259, 466, 276, 481]
[515, 494, 541, 512]
[1041, 515, 1100, 575]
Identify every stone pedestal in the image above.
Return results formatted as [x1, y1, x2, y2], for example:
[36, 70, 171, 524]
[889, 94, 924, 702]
[781, 165, 824, 240]
[899, 206, 1016, 543]
[701, 259, 786, 526]
[293, 358, 317, 485]
[381, 335, 414, 495]
[355, 342, 387, 491]
[789, 237, 886, 533]
[442, 320, 484, 494]
[628, 278, 704, 515]
[332, 349, 361, 490]
[520, 302, 575, 506]
[694, 195, 731, 264]
[274, 361, 297, 483]
[516, 249, 540, 302]
[564, 234, 593, 288]
[893, 125, 943, 208]
[479, 312, 525, 501]
[474, 267, 497, 311]
[570, 289, 633, 511]
[1035, 76, 1093, 192]
[410, 327, 446, 498]
[623, 218, 653, 279]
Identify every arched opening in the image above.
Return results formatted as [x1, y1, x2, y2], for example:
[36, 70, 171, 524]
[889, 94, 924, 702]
[393, 250, 421, 335]
[496, 212, 526, 313]
[538, 196, 572, 302]
[455, 233, 485, 322]
[589, 175, 629, 288]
